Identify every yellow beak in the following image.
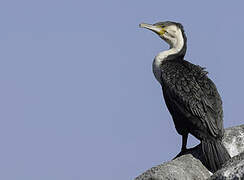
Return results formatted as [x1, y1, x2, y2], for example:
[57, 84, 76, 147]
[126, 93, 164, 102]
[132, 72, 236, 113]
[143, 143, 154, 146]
[139, 23, 165, 36]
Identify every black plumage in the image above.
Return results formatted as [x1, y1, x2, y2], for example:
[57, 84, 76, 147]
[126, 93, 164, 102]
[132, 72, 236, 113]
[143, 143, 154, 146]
[140, 21, 231, 172]
[161, 59, 230, 172]
[161, 59, 223, 139]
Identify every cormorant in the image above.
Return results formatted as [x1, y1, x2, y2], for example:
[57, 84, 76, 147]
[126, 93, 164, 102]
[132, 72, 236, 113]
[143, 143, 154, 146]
[139, 21, 231, 172]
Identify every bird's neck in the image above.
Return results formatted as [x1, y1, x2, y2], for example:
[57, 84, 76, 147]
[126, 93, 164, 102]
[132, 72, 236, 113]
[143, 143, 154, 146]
[153, 35, 186, 83]
[154, 48, 181, 67]
[155, 36, 185, 67]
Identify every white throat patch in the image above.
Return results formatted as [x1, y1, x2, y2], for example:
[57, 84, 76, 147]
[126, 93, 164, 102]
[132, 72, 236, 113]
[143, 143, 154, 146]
[153, 26, 184, 83]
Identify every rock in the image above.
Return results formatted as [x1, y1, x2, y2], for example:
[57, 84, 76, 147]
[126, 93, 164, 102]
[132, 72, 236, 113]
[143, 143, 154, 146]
[135, 154, 211, 180]
[209, 152, 244, 180]
[223, 125, 244, 157]
[134, 125, 244, 180]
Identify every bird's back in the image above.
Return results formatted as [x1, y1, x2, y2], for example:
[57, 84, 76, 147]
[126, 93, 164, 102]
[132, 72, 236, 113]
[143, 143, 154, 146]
[160, 59, 224, 139]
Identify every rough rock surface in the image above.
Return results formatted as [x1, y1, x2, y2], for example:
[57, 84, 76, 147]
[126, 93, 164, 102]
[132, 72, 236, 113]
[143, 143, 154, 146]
[209, 152, 244, 180]
[134, 125, 244, 180]
[223, 125, 244, 157]
[135, 154, 211, 180]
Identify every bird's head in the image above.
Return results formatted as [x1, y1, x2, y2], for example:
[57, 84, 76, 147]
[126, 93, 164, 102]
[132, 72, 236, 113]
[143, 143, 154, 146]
[139, 21, 186, 50]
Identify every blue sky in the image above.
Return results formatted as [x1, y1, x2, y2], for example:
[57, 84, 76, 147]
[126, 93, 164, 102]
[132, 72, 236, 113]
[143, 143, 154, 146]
[1, 0, 244, 179]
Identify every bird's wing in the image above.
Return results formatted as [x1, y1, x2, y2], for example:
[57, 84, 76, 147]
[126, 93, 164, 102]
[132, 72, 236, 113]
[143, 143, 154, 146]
[161, 63, 221, 137]
[200, 77, 224, 132]
[183, 60, 224, 134]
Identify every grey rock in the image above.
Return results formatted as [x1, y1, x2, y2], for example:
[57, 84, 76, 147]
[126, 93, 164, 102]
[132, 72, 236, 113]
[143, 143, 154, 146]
[209, 152, 244, 180]
[135, 154, 211, 180]
[135, 125, 244, 180]
[223, 125, 244, 157]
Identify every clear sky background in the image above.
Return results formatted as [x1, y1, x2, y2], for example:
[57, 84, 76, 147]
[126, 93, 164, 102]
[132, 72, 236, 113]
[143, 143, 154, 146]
[1, 0, 244, 179]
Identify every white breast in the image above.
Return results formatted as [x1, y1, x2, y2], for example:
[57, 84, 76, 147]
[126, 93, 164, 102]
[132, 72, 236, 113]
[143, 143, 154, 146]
[152, 48, 180, 84]
[152, 58, 162, 83]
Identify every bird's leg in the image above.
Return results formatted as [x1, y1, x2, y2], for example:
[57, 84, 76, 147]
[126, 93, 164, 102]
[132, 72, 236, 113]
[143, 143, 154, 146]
[181, 134, 188, 152]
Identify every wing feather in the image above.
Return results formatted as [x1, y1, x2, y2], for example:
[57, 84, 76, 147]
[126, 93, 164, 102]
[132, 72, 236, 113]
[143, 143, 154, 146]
[161, 60, 222, 138]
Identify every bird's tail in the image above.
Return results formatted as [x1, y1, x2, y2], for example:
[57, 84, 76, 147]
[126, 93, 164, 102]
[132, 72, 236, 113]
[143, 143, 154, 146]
[201, 139, 231, 172]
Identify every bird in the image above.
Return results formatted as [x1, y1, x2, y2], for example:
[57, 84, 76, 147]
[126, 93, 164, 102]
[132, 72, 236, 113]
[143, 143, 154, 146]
[139, 21, 231, 172]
